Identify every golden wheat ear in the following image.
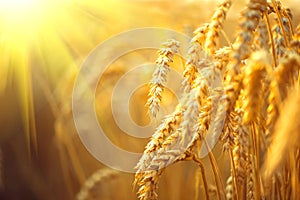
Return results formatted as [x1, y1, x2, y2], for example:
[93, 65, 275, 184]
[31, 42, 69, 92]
[182, 24, 208, 93]
[76, 168, 119, 200]
[242, 50, 271, 125]
[134, 105, 182, 186]
[147, 39, 180, 118]
[204, 0, 232, 56]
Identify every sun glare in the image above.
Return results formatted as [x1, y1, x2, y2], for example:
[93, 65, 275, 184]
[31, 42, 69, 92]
[0, 0, 99, 152]
[0, 0, 38, 10]
[0, 0, 43, 23]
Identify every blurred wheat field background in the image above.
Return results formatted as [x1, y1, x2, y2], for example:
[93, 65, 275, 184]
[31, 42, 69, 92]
[0, 0, 300, 200]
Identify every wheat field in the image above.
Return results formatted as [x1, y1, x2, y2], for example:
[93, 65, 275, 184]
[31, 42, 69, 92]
[0, 0, 300, 200]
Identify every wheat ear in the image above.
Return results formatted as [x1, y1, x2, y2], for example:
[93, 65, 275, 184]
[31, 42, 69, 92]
[204, 0, 232, 56]
[134, 105, 182, 186]
[242, 50, 270, 124]
[76, 168, 119, 200]
[147, 39, 180, 118]
[182, 24, 209, 93]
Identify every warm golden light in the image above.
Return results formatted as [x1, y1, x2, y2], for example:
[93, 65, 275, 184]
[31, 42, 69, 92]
[0, 0, 95, 151]
[0, 0, 38, 10]
[0, 0, 42, 23]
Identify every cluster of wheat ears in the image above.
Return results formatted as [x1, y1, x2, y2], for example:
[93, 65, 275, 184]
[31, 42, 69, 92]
[133, 0, 300, 199]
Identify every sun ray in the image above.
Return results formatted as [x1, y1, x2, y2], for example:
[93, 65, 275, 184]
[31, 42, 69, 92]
[0, 0, 112, 154]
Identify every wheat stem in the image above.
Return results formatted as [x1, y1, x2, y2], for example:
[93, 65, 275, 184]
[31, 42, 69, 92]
[271, 0, 289, 47]
[193, 154, 210, 200]
[229, 150, 239, 200]
[264, 12, 277, 67]
[203, 138, 226, 200]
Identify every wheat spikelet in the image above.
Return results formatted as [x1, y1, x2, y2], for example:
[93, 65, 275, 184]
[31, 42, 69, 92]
[266, 70, 281, 139]
[204, 0, 232, 56]
[221, 113, 236, 152]
[192, 23, 209, 47]
[225, 176, 233, 200]
[136, 169, 162, 200]
[182, 45, 202, 93]
[254, 21, 269, 50]
[147, 39, 180, 118]
[214, 46, 232, 67]
[182, 24, 210, 93]
[246, 155, 255, 200]
[180, 91, 201, 148]
[272, 18, 289, 58]
[76, 168, 119, 200]
[275, 52, 300, 99]
[272, 31, 284, 59]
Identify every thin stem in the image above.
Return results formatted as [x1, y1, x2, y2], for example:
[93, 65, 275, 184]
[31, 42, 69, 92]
[271, 176, 275, 200]
[203, 139, 226, 200]
[221, 29, 233, 50]
[297, 70, 300, 95]
[193, 155, 210, 200]
[290, 150, 297, 200]
[251, 123, 262, 200]
[264, 12, 277, 67]
[271, 0, 289, 47]
[229, 150, 239, 200]
[283, 10, 294, 36]
[275, 175, 283, 200]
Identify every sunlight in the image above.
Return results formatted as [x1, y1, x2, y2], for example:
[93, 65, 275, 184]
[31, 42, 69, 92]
[0, 0, 43, 25]
[0, 0, 97, 153]
[0, 0, 38, 10]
